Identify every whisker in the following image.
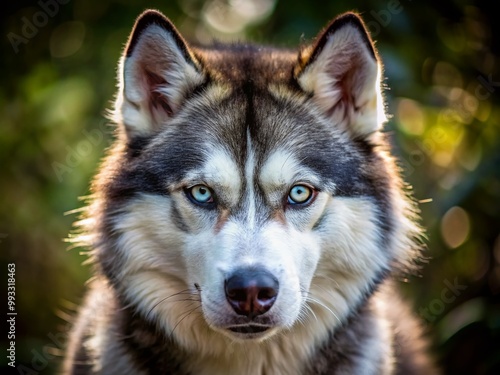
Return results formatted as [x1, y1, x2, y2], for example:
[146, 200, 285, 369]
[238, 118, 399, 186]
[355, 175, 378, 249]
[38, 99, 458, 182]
[314, 275, 341, 289]
[304, 295, 342, 325]
[146, 289, 198, 319]
[301, 302, 318, 323]
[169, 306, 202, 340]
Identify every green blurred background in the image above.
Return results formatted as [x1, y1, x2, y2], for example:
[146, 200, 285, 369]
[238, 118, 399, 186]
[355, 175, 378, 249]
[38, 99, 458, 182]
[1, 0, 499, 374]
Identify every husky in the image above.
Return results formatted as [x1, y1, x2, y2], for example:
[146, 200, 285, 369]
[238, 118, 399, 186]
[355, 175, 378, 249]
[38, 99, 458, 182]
[63, 9, 438, 375]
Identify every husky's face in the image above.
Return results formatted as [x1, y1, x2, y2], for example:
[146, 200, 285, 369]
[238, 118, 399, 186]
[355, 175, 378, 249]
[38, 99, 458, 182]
[90, 11, 419, 345]
[159, 95, 341, 339]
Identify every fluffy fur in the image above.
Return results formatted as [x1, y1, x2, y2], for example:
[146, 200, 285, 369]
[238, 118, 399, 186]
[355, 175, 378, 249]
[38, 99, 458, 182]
[63, 10, 438, 375]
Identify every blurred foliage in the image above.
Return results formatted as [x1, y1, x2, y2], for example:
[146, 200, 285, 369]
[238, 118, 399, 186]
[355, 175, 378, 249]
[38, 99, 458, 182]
[1, 0, 499, 374]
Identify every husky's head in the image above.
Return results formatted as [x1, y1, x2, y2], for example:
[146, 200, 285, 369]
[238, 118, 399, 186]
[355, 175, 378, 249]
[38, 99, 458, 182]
[82, 10, 421, 350]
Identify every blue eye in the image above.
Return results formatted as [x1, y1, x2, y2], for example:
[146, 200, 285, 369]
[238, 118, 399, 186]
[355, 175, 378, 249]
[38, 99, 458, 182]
[188, 185, 214, 205]
[288, 185, 313, 205]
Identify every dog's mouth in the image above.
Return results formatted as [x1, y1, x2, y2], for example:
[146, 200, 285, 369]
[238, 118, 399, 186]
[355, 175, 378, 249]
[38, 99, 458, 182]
[228, 324, 270, 335]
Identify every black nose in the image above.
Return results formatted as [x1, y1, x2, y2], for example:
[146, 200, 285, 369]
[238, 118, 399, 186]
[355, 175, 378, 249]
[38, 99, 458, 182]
[225, 269, 279, 319]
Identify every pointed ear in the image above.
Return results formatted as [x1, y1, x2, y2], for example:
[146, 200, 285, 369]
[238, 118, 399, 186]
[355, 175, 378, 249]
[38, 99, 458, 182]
[295, 13, 386, 139]
[113, 10, 205, 138]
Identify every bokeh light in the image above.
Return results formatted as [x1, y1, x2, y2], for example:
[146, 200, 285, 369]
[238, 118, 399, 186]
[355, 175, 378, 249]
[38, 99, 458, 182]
[441, 206, 471, 249]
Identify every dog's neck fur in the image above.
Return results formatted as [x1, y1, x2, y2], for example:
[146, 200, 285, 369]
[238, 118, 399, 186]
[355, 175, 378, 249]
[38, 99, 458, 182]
[84, 280, 395, 375]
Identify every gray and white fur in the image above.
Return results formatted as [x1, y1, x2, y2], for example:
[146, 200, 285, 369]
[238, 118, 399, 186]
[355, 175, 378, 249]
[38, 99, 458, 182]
[63, 10, 438, 375]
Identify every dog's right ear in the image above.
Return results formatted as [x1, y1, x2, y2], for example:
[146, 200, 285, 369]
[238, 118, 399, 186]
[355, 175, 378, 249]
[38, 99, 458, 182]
[113, 10, 205, 138]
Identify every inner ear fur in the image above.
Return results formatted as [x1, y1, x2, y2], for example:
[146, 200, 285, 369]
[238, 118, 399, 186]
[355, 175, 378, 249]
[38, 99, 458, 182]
[295, 13, 386, 139]
[113, 10, 205, 138]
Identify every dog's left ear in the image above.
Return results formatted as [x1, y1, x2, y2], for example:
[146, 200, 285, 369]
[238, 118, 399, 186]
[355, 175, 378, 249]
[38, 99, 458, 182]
[295, 13, 386, 139]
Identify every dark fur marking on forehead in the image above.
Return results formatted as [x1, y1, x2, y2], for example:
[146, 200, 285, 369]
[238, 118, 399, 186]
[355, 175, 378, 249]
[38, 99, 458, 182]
[194, 44, 299, 90]
[230, 84, 273, 226]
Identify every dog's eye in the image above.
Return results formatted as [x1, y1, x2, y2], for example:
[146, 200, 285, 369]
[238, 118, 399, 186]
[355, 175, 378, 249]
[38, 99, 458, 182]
[288, 185, 313, 205]
[188, 185, 214, 205]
